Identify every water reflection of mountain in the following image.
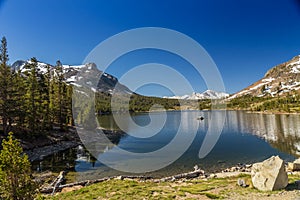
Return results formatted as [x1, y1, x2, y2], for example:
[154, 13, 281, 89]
[225, 111, 300, 157]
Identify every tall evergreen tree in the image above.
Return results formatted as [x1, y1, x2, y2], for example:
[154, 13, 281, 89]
[41, 64, 51, 130]
[65, 84, 73, 126]
[0, 37, 12, 135]
[54, 60, 68, 130]
[10, 69, 27, 131]
[24, 58, 40, 135]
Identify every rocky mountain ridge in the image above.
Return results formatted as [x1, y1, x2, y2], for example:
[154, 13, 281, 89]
[229, 55, 300, 99]
[12, 60, 132, 94]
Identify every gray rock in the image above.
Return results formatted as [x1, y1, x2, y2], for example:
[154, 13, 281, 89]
[209, 174, 216, 178]
[287, 162, 300, 171]
[237, 178, 247, 187]
[287, 158, 300, 171]
[295, 180, 300, 189]
[294, 158, 300, 164]
[245, 164, 252, 168]
[251, 156, 288, 191]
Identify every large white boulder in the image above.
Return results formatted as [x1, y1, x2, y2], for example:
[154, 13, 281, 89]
[251, 156, 288, 191]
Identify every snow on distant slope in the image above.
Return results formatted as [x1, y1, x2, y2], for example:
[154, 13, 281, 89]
[164, 90, 229, 100]
[201, 90, 229, 99]
[229, 54, 300, 99]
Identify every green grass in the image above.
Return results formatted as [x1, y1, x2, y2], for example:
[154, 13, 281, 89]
[42, 174, 300, 200]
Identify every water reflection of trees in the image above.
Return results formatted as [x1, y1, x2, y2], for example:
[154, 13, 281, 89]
[33, 148, 78, 173]
[225, 111, 300, 157]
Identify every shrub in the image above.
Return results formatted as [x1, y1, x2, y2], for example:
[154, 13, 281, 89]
[0, 132, 37, 199]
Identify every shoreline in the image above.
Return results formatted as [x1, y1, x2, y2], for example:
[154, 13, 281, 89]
[39, 160, 300, 198]
[39, 162, 253, 194]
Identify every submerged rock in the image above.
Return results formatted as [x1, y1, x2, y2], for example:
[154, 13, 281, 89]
[251, 156, 288, 191]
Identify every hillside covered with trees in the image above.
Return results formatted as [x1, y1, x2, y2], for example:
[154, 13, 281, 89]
[0, 37, 73, 137]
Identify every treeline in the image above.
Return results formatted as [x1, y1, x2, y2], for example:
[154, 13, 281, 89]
[0, 37, 72, 136]
[94, 92, 207, 114]
[227, 93, 300, 112]
[254, 94, 300, 112]
[226, 95, 268, 110]
[95, 93, 182, 113]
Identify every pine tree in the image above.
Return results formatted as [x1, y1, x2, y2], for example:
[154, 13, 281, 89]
[11, 69, 27, 131]
[56, 60, 65, 130]
[42, 64, 52, 130]
[65, 84, 73, 126]
[7, 69, 21, 131]
[0, 37, 12, 135]
[52, 60, 69, 130]
[24, 58, 40, 135]
[37, 64, 51, 131]
[0, 132, 37, 199]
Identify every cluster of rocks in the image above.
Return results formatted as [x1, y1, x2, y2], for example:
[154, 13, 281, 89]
[221, 163, 252, 173]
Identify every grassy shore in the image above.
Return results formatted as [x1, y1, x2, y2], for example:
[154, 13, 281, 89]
[43, 173, 300, 200]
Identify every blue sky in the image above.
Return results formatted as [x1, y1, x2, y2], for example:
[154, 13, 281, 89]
[0, 0, 300, 96]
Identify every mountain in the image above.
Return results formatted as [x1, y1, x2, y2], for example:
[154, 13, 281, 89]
[229, 55, 300, 99]
[12, 60, 132, 94]
[163, 90, 229, 100]
[12, 60, 230, 100]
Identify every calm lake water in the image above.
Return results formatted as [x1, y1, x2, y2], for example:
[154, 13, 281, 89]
[33, 110, 300, 181]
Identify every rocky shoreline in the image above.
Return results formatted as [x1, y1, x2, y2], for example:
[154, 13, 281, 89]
[40, 156, 300, 196]
[39, 161, 255, 194]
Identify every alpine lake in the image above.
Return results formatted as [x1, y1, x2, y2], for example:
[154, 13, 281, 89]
[32, 110, 300, 182]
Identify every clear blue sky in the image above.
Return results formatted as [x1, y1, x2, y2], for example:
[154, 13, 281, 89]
[0, 0, 300, 95]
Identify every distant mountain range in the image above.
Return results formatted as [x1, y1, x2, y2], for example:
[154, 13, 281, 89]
[163, 90, 229, 100]
[229, 55, 300, 99]
[12, 54, 300, 101]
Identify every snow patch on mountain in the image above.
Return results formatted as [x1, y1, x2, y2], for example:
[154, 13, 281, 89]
[288, 56, 300, 73]
[163, 90, 229, 100]
[291, 65, 300, 73]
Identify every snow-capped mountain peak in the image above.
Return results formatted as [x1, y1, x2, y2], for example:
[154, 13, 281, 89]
[163, 90, 229, 100]
[11, 60, 132, 95]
